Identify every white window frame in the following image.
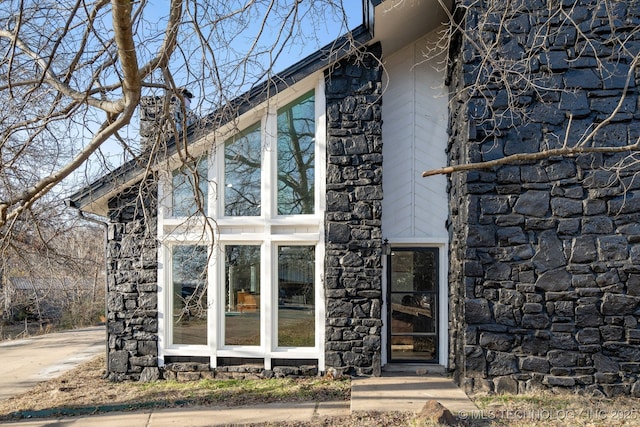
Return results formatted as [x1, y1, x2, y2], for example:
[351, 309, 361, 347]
[158, 240, 213, 358]
[272, 241, 322, 353]
[216, 240, 265, 353]
[157, 75, 326, 371]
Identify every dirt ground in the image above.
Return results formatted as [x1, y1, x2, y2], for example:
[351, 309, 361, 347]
[0, 355, 353, 420]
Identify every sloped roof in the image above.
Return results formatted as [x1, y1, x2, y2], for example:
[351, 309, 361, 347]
[67, 24, 374, 216]
[67, 0, 451, 216]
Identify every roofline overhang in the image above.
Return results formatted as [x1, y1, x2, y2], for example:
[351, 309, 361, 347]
[67, 23, 374, 216]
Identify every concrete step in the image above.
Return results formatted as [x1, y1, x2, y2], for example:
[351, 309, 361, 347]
[382, 363, 446, 375]
[350, 374, 477, 415]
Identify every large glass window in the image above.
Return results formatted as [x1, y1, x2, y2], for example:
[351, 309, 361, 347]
[172, 157, 208, 217]
[224, 124, 261, 216]
[277, 92, 315, 215]
[162, 87, 323, 361]
[172, 245, 208, 345]
[278, 245, 315, 347]
[224, 245, 261, 346]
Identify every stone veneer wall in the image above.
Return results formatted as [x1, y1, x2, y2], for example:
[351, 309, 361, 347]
[324, 43, 384, 376]
[104, 46, 385, 380]
[448, 0, 640, 396]
[106, 178, 160, 381]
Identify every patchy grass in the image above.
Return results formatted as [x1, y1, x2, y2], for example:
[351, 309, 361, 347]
[3, 355, 640, 426]
[249, 412, 418, 427]
[467, 390, 640, 426]
[0, 354, 349, 421]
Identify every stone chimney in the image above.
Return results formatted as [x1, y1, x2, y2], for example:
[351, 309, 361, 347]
[139, 88, 194, 154]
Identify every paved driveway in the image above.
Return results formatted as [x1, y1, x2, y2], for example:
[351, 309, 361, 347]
[0, 326, 105, 400]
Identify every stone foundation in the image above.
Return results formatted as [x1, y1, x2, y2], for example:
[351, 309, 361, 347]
[162, 362, 319, 381]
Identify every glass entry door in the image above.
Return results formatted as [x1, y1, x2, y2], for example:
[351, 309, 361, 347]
[388, 248, 438, 362]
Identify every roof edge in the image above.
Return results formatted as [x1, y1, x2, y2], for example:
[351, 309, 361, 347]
[68, 24, 373, 214]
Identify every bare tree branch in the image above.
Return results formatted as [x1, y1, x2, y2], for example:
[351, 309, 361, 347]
[423, 141, 640, 177]
[0, 0, 355, 248]
[423, 1, 640, 178]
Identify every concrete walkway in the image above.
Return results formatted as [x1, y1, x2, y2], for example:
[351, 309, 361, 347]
[0, 371, 476, 426]
[0, 402, 351, 427]
[0, 326, 104, 400]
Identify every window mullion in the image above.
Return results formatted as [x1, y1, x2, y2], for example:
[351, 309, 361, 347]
[263, 107, 277, 219]
[158, 242, 169, 365]
[262, 106, 276, 364]
[157, 172, 168, 365]
[262, 239, 273, 367]
[207, 149, 217, 220]
[209, 244, 219, 367]
[158, 170, 170, 222]
[216, 139, 225, 218]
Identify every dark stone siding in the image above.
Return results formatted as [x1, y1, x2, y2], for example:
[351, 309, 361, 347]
[449, 0, 640, 396]
[106, 178, 159, 381]
[324, 43, 384, 376]
[105, 46, 385, 380]
[162, 362, 317, 381]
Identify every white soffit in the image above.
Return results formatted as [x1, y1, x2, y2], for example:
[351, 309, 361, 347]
[372, 0, 452, 53]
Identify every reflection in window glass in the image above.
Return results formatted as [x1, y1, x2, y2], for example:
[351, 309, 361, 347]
[277, 92, 315, 215]
[389, 249, 438, 362]
[224, 245, 261, 346]
[172, 157, 208, 217]
[225, 124, 261, 216]
[172, 245, 208, 345]
[278, 246, 315, 347]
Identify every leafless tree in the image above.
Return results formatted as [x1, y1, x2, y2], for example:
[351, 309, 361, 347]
[0, 1, 356, 325]
[4, 1, 639, 229]
[5, 1, 636, 317]
[0, 0, 354, 237]
[423, 0, 640, 177]
[0, 198, 104, 329]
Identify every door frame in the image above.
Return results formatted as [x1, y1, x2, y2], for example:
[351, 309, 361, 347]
[381, 239, 448, 368]
[387, 247, 439, 363]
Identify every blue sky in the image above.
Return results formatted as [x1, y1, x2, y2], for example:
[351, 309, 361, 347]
[269, 1, 364, 72]
[169, 1, 365, 101]
[78, 2, 365, 182]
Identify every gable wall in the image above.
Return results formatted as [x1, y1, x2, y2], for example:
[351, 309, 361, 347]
[449, 0, 640, 396]
[103, 45, 385, 380]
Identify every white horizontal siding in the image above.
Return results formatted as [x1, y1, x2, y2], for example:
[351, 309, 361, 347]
[382, 31, 449, 240]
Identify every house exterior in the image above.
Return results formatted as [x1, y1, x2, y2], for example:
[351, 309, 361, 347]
[69, 0, 640, 396]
